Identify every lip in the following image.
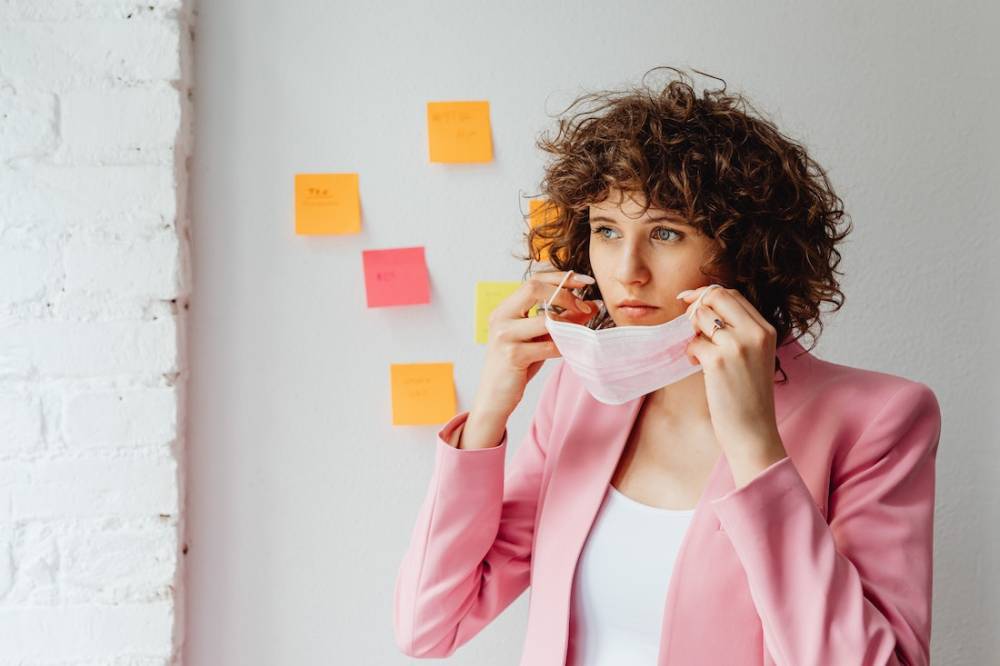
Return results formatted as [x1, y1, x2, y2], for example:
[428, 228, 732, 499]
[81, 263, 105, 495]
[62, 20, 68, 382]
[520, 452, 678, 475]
[617, 304, 660, 318]
[617, 299, 657, 308]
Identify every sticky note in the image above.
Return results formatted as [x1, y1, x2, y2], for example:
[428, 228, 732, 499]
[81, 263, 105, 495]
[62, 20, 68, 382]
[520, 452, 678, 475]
[426, 101, 493, 163]
[390, 362, 457, 425]
[529, 199, 561, 263]
[475, 281, 537, 344]
[362, 246, 431, 307]
[295, 173, 361, 235]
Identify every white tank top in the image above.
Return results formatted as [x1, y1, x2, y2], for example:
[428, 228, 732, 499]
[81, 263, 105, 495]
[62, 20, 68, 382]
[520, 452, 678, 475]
[566, 483, 696, 666]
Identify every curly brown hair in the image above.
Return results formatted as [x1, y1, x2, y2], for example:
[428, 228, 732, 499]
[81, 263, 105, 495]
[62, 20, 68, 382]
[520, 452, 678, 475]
[518, 66, 852, 383]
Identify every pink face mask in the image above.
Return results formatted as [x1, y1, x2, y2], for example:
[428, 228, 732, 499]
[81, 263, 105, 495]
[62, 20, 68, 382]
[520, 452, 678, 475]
[542, 271, 721, 405]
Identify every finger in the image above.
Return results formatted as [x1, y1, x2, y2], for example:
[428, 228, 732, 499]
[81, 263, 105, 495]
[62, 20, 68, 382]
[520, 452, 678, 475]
[685, 333, 710, 364]
[537, 302, 597, 326]
[530, 269, 598, 313]
[493, 310, 555, 344]
[492, 270, 596, 320]
[697, 287, 767, 331]
[503, 304, 591, 342]
[689, 303, 731, 341]
[531, 269, 600, 317]
[537, 294, 597, 321]
[680, 285, 769, 331]
[683, 285, 757, 331]
[497, 303, 593, 347]
[516, 338, 563, 366]
[530, 267, 595, 286]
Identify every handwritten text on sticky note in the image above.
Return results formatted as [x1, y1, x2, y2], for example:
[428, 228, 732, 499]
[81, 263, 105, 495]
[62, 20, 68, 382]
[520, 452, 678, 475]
[295, 173, 361, 235]
[426, 101, 493, 163]
[362, 246, 431, 307]
[390, 362, 457, 425]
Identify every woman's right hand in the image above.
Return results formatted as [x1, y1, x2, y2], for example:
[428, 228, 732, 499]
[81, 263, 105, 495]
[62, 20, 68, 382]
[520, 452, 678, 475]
[469, 270, 599, 425]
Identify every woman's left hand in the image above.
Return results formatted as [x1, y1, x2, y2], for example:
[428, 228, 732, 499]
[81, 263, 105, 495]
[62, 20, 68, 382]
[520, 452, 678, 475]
[676, 285, 788, 485]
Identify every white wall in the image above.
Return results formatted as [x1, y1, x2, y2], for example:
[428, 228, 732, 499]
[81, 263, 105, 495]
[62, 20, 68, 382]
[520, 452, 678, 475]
[187, 1, 999, 665]
[0, 1, 192, 663]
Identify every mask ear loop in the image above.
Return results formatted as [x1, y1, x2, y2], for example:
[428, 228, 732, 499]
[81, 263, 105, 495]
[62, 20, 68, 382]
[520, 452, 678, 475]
[688, 284, 725, 321]
[544, 270, 575, 314]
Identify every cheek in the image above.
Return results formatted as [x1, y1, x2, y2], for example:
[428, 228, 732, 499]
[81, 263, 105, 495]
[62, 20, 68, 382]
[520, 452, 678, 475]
[585, 250, 607, 295]
[588, 243, 610, 273]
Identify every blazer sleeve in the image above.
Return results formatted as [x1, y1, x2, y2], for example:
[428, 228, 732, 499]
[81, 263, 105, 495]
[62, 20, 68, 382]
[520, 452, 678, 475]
[708, 380, 942, 666]
[392, 361, 565, 658]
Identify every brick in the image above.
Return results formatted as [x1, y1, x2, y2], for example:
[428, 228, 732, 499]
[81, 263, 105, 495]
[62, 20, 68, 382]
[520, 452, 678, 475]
[0, 319, 178, 378]
[8, 522, 59, 603]
[8, 457, 178, 520]
[63, 388, 177, 449]
[0, 243, 59, 304]
[59, 523, 177, 603]
[0, 1, 184, 21]
[0, 83, 58, 160]
[0, 164, 177, 229]
[0, 525, 12, 598]
[0, 392, 43, 453]
[57, 84, 180, 165]
[0, 20, 180, 88]
[0, 602, 173, 660]
[63, 231, 180, 298]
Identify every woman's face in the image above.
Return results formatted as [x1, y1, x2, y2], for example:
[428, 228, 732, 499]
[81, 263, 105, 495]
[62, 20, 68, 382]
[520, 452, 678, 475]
[587, 188, 721, 326]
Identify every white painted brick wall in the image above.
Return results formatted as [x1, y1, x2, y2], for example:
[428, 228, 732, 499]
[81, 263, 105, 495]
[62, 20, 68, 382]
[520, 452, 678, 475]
[0, 1, 192, 664]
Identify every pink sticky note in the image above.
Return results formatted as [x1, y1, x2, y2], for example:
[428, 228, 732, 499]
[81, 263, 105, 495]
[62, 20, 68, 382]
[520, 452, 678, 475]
[362, 246, 431, 307]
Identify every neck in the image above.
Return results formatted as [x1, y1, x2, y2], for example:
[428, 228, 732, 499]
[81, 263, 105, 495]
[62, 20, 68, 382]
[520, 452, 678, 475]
[643, 368, 711, 424]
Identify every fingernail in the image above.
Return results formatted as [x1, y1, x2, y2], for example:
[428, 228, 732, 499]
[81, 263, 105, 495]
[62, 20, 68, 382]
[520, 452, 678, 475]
[676, 290, 693, 299]
[576, 274, 595, 284]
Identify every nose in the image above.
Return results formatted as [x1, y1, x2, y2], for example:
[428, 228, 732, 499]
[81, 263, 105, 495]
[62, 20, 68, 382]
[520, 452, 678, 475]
[612, 242, 651, 286]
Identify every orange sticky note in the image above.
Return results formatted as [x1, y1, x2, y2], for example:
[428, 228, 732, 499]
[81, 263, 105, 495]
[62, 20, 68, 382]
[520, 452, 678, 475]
[362, 246, 431, 307]
[295, 173, 361, 235]
[390, 362, 457, 425]
[529, 199, 561, 263]
[426, 101, 493, 163]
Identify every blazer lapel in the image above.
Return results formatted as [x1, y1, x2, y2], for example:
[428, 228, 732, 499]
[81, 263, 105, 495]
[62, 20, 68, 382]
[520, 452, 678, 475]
[536, 336, 816, 665]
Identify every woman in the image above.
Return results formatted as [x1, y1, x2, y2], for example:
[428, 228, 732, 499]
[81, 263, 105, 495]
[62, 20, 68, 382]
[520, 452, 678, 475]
[393, 67, 942, 665]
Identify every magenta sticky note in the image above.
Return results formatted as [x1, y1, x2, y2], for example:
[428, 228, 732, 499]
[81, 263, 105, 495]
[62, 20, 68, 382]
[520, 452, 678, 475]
[362, 246, 431, 307]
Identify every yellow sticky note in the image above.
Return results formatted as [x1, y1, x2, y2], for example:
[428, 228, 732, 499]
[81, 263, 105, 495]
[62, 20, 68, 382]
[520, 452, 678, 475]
[528, 199, 561, 263]
[390, 362, 457, 425]
[295, 173, 361, 235]
[475, 281, 536, 344]
[426, 101, 493, 163]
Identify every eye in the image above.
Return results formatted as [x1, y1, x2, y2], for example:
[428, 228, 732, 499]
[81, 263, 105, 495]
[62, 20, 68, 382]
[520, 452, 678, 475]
[590, 225, 683, 242]
[652, 226, 683, 242]
[591, 225, 618, 240]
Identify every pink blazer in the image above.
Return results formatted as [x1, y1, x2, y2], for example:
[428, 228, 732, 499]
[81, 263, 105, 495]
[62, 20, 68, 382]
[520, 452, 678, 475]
[393, 338, 942, 665]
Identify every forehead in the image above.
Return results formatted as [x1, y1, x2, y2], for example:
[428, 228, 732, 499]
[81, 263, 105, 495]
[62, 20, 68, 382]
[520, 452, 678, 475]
[588, 188, 688, 223]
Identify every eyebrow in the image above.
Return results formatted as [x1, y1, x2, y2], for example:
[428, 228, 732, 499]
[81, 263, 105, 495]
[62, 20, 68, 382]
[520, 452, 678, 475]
[588, 214, 692, 227]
